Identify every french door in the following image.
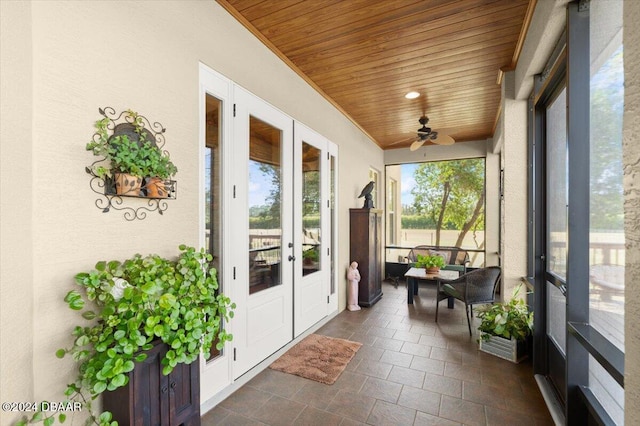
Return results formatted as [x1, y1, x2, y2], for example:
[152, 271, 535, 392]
[199, 65, 338, 397]
[232, 87, 294, 378]
[293, 122, 330, 337]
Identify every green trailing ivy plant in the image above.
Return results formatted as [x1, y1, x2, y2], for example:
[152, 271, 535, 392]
[85, 116, 114, 179]
[15, 245, 234, 426]
[476, 284, 533, 342]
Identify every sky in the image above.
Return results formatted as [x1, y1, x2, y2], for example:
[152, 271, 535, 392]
[249, 160, 275, 208]
[249, 161, 420, 209]
[400, 163, 418, 206]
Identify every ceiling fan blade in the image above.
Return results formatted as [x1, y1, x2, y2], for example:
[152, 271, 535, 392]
[387, 136, 415, 147]
[410, 139, 425, 151]
[431, 134, 455, 146]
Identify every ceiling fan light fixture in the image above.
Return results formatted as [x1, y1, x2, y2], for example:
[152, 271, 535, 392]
[404, 91, 420, 99]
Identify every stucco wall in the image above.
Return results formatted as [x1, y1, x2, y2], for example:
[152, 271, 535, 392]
[0, 1, 383, 423]
[0, 2, 35, 424]
[624, 0, 640, 423]
[500, 93, 529, 297]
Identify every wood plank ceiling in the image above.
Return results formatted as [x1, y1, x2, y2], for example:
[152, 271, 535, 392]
[217, 0, 535, 150]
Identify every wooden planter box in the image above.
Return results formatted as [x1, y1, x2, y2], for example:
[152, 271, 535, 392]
[103, 341, 200, 425]
[479, 333, 527, 363]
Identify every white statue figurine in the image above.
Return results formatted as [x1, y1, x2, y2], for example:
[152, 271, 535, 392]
[346, 261, 361, 311]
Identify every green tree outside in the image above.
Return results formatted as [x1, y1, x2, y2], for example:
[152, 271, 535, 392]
[410, 158, 485, 248]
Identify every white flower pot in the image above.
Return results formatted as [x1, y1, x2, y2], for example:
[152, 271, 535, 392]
[479, 333, 527, 363]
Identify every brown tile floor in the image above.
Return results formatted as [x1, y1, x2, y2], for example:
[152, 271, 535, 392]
[202, 281, 554, 425]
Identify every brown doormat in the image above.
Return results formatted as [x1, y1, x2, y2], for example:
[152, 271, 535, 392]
[269, 334, 362, 385]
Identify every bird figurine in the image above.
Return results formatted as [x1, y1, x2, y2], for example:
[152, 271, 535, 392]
[358, 181, 375, 208]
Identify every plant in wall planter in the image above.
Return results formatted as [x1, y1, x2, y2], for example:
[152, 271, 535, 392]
[414, 253, 446, 274]
[86, 109, 177, 197]
[140, 141, 178, 198]
[15, 245, 235, 426]
[476, 285, 533, 363]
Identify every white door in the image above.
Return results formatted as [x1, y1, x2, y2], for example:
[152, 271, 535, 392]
[294, 123, 329, 336]
[199, 64, 234, 401]
[232, 87, 294, 378]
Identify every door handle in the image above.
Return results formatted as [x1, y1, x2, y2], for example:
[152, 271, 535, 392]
[288, 255, 296, 262]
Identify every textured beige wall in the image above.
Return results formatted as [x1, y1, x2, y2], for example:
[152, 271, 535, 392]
[624, 0, 640, 422]
[0, 2, 35, 425]
[0, 0, 382, 420]
[499, 94, 528, 298]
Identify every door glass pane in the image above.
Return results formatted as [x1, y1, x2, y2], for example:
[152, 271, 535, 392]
[330, 154, 336, 295]
[302, 142, 321, 276]
[248, 116, 282, 295]
[204, 93, 223, 360]
[546, 87, 568, 280]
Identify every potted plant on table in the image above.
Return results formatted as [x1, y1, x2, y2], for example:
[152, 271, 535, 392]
[414, 253, 446, 274]
[302, 247, 319, 266]
[476, 285, 533, 363]
[16, 245, 235, 426]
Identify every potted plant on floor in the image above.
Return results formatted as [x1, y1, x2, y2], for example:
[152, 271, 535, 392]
[476, 285, 533, 363]
[16, 245, 234, 426]
[414, 253, 446, 274]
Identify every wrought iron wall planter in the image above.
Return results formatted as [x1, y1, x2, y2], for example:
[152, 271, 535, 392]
[87, 170, 177, 221]
[86, 107, 177, 221]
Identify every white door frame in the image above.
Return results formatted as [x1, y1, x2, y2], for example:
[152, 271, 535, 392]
[198, 63, 234, 401]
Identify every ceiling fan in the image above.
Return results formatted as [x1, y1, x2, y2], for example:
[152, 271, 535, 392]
[392, 116, 455, 151]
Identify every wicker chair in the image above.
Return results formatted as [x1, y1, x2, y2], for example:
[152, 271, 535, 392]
[435, 266, 501, 336]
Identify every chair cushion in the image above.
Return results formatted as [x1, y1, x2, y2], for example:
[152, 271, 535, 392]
[442, 283, 462, 299]
[454, 250, 468, 265]
[429, 249, 450, 264]
[442, 264, 465, 273]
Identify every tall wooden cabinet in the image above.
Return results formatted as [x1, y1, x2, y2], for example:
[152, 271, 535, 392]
[103, 341, 200, 426]
[349, 208, 383, 307]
